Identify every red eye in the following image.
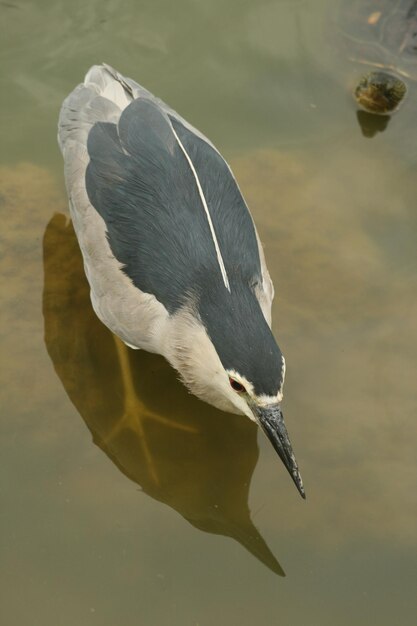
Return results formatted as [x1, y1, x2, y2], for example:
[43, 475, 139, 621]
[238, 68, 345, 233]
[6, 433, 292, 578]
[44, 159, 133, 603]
[229, 377, 246, 393]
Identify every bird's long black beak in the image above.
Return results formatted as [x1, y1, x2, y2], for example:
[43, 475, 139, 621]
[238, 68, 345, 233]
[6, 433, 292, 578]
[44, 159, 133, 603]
[253, 404, 305, 499]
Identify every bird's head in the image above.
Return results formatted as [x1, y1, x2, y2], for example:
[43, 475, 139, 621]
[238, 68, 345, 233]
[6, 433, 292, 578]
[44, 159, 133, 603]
[167, 292, 305, 499]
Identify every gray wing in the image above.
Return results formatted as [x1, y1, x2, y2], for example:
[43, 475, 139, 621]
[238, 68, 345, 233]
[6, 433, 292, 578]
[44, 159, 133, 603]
[84, 96, 264, 313]
[58, 65, 274, 347]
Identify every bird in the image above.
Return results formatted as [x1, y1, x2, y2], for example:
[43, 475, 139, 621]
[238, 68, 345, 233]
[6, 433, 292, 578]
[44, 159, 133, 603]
[58, 64, 305, 499]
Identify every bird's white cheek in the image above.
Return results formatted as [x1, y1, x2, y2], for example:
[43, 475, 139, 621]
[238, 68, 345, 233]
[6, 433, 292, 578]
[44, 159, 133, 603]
[201, 377, 251, 417]
[224, 388, 253, 420]
[243, 402, 256, 421]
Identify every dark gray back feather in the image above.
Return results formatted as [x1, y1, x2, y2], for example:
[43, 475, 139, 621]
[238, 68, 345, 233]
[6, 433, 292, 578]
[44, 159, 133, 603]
[85, 97, 283, 395]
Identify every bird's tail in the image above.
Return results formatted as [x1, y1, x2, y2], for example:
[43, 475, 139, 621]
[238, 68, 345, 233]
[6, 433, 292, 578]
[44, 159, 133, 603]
[57, 64, 134, 156]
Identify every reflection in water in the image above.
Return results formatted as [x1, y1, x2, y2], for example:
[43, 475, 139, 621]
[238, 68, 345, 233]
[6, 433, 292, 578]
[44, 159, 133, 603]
[356, 110, 391, 137]
[42, 213, 284, 576]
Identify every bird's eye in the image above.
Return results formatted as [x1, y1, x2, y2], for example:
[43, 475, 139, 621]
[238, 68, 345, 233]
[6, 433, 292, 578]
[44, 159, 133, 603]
[229, 377, 246, 393]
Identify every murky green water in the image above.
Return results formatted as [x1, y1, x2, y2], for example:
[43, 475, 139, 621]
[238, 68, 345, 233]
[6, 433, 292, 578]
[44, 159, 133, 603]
[1, 1, 417, 624]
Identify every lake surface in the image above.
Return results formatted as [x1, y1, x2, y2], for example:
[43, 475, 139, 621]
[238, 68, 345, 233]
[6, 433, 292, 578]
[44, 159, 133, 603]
[1, 1, 417, 624]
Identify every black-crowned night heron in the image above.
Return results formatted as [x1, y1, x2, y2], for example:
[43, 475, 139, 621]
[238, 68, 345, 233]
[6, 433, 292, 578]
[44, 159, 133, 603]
[58, 64, 305, 498]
